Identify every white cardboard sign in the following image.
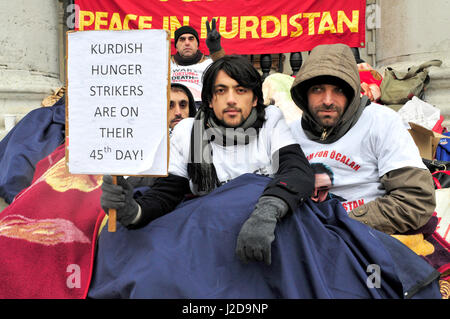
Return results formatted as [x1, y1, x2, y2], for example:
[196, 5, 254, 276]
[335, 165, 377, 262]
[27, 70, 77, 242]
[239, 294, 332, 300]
[66, 29, 170, 176]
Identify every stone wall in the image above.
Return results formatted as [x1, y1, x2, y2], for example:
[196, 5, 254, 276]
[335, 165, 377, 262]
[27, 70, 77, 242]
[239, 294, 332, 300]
[375, 0, 450, 128]
[0, 0, 63, 140]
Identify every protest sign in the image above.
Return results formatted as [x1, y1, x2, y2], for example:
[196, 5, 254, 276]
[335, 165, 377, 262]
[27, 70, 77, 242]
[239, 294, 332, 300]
[66, 29, 170, 177]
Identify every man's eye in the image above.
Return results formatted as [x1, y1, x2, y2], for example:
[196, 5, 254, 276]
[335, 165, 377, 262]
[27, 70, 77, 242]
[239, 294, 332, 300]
[169, 102, 174, 109]
[236, 88, 248, 94]
[215, 88, 225, 94]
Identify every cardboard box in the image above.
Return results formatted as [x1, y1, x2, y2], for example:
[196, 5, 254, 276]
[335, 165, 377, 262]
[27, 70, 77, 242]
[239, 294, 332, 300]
[408, 122, 446, 160]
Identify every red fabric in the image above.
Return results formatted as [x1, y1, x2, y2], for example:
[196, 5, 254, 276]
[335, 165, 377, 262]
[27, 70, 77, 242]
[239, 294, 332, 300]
[0, 144, 105, 298]
[358, 62, 383, 102]
[74, 0, 366, 55]
[432, 115, 444, 134]
[432, 170, 450, 190]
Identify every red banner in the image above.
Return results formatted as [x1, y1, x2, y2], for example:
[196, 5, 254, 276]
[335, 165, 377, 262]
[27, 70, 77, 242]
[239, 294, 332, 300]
[74, 0, 366, 55]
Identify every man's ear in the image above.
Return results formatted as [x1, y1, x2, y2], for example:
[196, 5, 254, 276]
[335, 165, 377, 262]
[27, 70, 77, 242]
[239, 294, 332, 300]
[252, 96, 257, 108]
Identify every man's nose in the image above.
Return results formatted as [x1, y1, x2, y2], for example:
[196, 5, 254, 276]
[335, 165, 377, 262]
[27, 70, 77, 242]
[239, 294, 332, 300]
[226, 91, 238, 105]
[174, 105, 182, 116]
[322, 90, 334, 106]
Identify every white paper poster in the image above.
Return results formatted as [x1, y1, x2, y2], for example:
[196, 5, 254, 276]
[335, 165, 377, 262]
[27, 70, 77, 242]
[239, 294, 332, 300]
[67, 29, 169, 175]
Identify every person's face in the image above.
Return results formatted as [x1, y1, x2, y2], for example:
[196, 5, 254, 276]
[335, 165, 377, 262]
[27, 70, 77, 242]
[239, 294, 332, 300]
[169, 89, 190, 129]
[311, 173, 332, 202]
[307, 84, 348, 128]
[209, 70, 257, 128]
[175, 33, 198, 58]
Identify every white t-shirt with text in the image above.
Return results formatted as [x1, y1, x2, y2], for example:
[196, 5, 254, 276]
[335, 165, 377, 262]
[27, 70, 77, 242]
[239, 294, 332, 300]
[171, 58, 213, 102]
[289, 103, 426, 212]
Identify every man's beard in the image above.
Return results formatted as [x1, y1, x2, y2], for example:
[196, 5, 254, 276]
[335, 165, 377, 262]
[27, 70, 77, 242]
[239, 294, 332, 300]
[217, 108, 245, 128]
[311, 104, 344, 128]
[170, 115, 184, 128]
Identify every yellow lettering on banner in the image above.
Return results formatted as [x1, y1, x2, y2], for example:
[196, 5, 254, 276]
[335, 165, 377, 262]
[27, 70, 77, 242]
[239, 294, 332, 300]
[163, 16, 169, 30]
[200, 16, 208, 38]
[240, 16, 259, 39]
[77, 10, 360, 38]
[281, 15, 288, 37]
[139, 16, 153, 29]
[123, 14, 137, 30]
[109, 13, 123, 30]
[289, 13, 303, 37]
[170, 16, 190, 37]
[79, 10, 94, 30]
[303, 12, 320, 35]
[318, 11, 336, 34]
[217, 17, 239, 39]
[94, 12, 108, 30]
[337, 10, 359, 33]
[261, 16, 280, 38]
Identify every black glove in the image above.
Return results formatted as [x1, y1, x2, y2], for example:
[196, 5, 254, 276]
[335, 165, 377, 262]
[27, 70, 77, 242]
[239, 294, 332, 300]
[236, 196, 289, 265]
[101, 175, 140, 227]
[205, 18, 222, 54]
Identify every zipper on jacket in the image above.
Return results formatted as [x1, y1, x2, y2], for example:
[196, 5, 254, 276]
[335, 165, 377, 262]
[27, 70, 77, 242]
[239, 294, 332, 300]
[320, 129, 328, 141]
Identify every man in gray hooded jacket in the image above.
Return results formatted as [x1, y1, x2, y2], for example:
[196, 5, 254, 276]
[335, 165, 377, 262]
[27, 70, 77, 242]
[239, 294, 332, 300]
[289, 43, 435, 235]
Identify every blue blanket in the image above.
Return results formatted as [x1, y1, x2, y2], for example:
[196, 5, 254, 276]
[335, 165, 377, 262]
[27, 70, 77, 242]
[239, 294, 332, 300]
[0, 97, 65, 203]
[436, 131, 450, 161]
[88, 174, 441, 299]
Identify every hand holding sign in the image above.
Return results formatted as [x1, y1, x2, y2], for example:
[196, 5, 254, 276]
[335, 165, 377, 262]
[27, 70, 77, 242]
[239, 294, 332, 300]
[101, 175, 139, 229]
[205, 18, 222, 54]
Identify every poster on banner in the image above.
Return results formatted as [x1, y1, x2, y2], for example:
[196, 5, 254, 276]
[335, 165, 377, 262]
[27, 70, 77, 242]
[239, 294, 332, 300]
[66, 29, 170, 176]
[73, 0, 366, 55]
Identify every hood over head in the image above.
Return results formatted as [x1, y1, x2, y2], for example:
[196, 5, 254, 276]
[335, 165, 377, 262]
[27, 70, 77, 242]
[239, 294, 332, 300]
[290, 43, 369, 143]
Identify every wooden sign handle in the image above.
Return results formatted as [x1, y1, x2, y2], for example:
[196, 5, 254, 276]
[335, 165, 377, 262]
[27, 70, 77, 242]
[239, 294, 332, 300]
[108, 175, 117, 232]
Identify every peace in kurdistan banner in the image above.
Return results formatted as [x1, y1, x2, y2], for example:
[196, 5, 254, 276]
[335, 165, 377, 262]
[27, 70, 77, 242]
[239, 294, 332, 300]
[73, 0, 366, 55]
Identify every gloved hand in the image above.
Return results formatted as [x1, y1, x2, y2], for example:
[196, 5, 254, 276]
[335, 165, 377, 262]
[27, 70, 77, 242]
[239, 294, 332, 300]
[101, 175, 140, 227]
[205, 18, 222, 54]
[236, 196, 289, 265]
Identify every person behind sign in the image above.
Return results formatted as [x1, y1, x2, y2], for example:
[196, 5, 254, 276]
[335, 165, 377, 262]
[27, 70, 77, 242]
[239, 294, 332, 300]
[101, 55, 314, 265]
[171, 19, 225, 109]
[168, 83, 197, 134]
[289, 43, 436, 235]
